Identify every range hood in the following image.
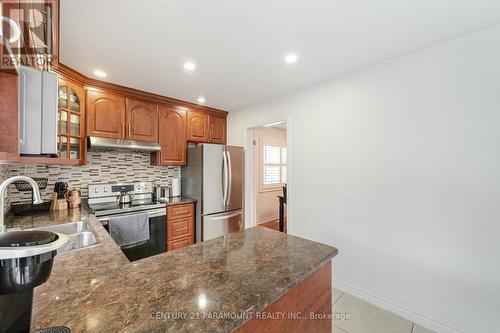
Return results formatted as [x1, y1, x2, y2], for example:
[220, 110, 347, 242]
[88, 137, 161, 152]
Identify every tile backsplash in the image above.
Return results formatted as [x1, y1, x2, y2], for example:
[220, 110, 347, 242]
[2, 149, 179, 204]
[0, 165, 11, 210]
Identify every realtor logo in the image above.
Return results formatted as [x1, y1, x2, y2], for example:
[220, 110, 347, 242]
[0, 0, 56, 69]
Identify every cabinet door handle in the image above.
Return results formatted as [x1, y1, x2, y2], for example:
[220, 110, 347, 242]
[128, 123, 131, 138]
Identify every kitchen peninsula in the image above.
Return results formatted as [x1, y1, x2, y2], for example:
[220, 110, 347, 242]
[6, 211, 338, 333]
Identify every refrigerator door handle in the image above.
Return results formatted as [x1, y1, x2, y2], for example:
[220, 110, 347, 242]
[207, 210, 242, 220]
[226, 148, 232, 208]
[222, 149, 229, 209]
[202, 209, 244, 241]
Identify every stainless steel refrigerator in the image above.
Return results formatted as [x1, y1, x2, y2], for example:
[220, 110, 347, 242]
[181, 144, 244, 242]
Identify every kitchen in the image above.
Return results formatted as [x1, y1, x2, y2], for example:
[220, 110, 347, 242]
[0, 1, 337, 332]
[2, 1, 500, 333]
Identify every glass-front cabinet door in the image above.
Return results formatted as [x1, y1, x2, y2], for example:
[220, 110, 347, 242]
[57, 78, 85, 164]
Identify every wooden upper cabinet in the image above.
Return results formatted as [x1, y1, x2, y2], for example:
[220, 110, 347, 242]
[187, 111, 209, 142]
[57, 77, 86, 164]
[209, 116, 227, 144]
[86, 90, 126, 139]
[0, 72, 20, 162]
[152, 106, 187, 166]
[125, 98, 158, 142]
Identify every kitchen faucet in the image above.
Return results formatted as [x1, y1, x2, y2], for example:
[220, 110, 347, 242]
[0, 176, 43, 232]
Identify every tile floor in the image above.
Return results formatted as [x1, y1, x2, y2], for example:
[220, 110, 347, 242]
[332, 288, 436, 333]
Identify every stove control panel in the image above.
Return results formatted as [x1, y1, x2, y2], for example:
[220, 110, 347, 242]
[88, 182, 153, 199]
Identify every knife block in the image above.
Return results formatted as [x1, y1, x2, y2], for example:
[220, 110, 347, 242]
[50, 193, 68, 211]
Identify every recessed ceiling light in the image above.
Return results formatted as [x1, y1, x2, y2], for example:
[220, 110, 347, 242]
[93, 69, 107, 78]
[197, 96, 206, 104]
[284, 53, 298, 64]
[184, 62, 196, 71]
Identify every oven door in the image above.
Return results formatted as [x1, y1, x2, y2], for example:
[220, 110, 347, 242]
[100, 209, 166, 262]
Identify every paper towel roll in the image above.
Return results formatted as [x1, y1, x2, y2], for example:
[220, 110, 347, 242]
[171, 178, 181, 197]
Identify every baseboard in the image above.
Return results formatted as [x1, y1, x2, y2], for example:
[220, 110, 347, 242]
[333, 279, 466, 333]
[256, 216, 278, 225]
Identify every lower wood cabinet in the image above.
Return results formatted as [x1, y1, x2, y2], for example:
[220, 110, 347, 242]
[168, 237, 194, 251]
[167, 203, 195, 251]
[168, 217, 193, 240]
[168, 203, 194, 220]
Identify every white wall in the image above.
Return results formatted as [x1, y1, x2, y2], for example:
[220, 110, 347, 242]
[254, 127, 287, 224]
[227, 26, 500, 333]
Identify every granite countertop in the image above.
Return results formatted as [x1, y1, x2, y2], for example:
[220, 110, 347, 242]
[6, 206, 337, 333]
[4, 205, 91, 229]
[164, 196, 197, 206]
[4, 196, 196, 228]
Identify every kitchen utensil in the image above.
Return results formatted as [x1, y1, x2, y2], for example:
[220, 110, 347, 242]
[116, 191, 134, 204]
[160, 186, 170, 199]
[53, 182, 68, 199]
[64, 188, 81, 209]
[50, 194, 68, 211]
[59, 183, 68, 199]
[153, 184, 162, 201]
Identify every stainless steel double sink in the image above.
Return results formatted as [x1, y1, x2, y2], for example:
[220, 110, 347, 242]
[29, 221, 100, 252]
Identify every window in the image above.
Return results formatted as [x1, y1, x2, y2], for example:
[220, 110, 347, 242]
[261, 144, 287, 189]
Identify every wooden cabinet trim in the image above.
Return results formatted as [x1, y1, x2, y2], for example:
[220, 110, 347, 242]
[53, 63, 228, 117]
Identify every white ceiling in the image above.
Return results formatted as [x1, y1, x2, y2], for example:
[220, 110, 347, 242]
[60, 0, 500, 111]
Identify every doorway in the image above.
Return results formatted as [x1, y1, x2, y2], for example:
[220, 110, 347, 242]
[251, 122, 287, 232]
